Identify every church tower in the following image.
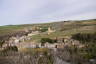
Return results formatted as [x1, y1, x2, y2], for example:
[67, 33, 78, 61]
[48, 27, 54, 35]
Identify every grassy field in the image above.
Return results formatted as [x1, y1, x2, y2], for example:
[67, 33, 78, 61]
[30, 19, 96, 42]
[0, 19, 96, 41]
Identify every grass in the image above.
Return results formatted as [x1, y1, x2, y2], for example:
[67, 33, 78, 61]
[0, 19, 96, 40]
[0, 25, 23, 36]
[31, 26, 96, 42]
[19, 48, 50, 55]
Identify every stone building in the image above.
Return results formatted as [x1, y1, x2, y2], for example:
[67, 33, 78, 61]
[47, 27, 55, 35]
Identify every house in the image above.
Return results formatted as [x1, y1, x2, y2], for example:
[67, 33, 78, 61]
[28, 31, 39, 36]
[44, 42, 57, 48]
[56, 43, 65, 48]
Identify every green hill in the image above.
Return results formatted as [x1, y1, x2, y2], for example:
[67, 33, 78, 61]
[0, 19, 96, 40]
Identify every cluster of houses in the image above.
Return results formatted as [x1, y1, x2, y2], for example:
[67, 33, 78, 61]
[0, 27, 84, 51]
[0, 33, 85, 51]
[0, 27, 54, 50]
[17, 36, 85, 51]
[0, 29, 40, 51]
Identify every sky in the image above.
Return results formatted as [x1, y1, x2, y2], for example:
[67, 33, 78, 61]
[0, 0, 96, 26]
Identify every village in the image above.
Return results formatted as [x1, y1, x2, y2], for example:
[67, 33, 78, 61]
[0, 20, 96, 64]
[0, 26, 85, 52]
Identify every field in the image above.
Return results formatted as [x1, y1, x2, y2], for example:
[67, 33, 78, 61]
[0, 19, 96, 42]
[31, 19, 96, 42]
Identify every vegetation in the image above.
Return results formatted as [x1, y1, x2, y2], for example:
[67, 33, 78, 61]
[0, 41, 4, 47]
[0, 19, 96, 36]
[0, 19, 96, 64]
[71, 33, 96, 60]
[40, 38, 54, 45]
[39, 27, 48, 32]
[3, 46, 18, 52]
[72, 32, 96, 43]
[30, 19, 96, 42]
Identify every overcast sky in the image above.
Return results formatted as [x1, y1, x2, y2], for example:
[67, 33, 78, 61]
[0, 0, 96, 26]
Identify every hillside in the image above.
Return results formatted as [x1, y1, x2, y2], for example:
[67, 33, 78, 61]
[0, 19, 96, 64]
[0, 19, 96, 36]
[30, 19, 96, 42]
[0, 19, 96, 42]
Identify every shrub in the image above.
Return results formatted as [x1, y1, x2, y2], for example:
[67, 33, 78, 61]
[0, 40, 4, 47]
[71, 32, 96, 43]
[40, 38, 54, 44]
[40, 28, 48, 32]
[4, 46, 18, 52]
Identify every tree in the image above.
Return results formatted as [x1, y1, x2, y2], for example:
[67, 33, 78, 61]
[40, 28, 48, 32]
[40, 38, 54, 45]
[0, 40, 4, 47]
[4, 46, 18, 52]
[71, 32, 96, 43]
